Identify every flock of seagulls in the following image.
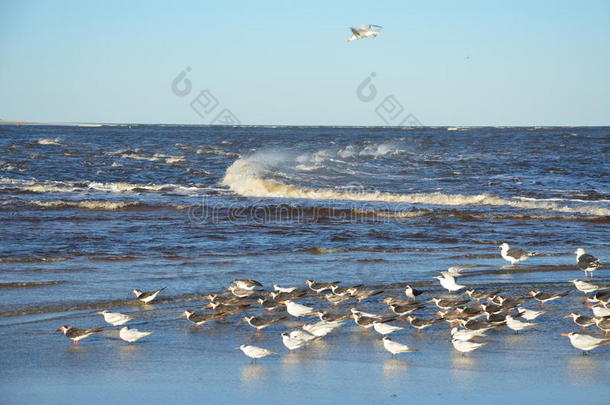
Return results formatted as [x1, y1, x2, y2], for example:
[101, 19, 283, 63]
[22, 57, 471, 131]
[56, 245, 608, 363]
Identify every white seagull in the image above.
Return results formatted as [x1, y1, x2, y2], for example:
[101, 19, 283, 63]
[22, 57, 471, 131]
[282, 300, 315, 317]
[562, 332, 610, 354]
[382, 336, 417, 357]
[450, 327, 486, 342]
[499, 243, 536, 265]
[505, 314, 536, 333]
[238, 344, 277, 362]
[433, 273, 465, 293]
[345, 24, 382, 43]
[373, 321, 404, 336]
[451, 338, 486, 355]
[568, 279, 605, 294]
[97, 310, 136, 326]
[119, 327, 153, 343]
[281, 332, 308, 351]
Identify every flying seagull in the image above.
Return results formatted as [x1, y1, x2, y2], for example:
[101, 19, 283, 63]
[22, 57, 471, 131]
[346, 24, 383, 43]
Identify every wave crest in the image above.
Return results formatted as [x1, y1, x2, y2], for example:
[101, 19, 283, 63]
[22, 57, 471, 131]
[222, 155, 610, 217]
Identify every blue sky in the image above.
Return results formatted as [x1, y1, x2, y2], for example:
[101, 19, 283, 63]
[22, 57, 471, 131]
[1, 0, 609, 125]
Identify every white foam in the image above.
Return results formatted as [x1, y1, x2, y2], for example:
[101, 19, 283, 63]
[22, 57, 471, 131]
[35, 138, 64, 146]
[222, 155, 610, 217]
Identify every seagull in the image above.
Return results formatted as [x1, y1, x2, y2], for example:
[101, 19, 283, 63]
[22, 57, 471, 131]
[429, 297, 468, 310]
[303, 321, 343, 337]
[565, 313, 596, 331]
[257, 298, 281, 311]
[289, 330, 316, 343]
[568, 279, 605, 294]
[465, 289, 499, 301]
[528, 290, 569, 307]
[404, 315, 441, 332]
[304, 280, 337, 294]
[242, 315, 287, 332]
[232, 279, 262, 290]
[561, 332, 610, 354]
[594, 317, 610, 336]
[381, 336, 417, 357]
[433, 274, 465, 293]
[499, 242, 536, 265]
[404, 285, 423, 300]
[345, 24, 382, 43]
[57, 325, 103, 345]
[179, 310, 218, 327]
[387, 302, 424, 316]
[119, 327, 153, 343]
[350, 307, 382, 319]
[227, 285, 256, 298]
[446, 264, 478, 277]
[273, 284, 297, 293]
[574, 248, 602, 277]
[281, 332, 307, 351]
[515, 307, 545, 321]
[505, 314, 536, 333]
[282, 300, 315, 317]
[450, 327, 486, 342]
[238, 344, 277, 363]
[97, 310, 136, 326]
[351, 311, 394, 329]
[587, 304, 610, 318]
[452, 338, 487, 355]
[131, 287, 165, 304]
[373, 321, 404, 335]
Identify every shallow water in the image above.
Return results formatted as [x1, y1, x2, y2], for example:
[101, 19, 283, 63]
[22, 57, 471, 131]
[0, 125, 608, 404]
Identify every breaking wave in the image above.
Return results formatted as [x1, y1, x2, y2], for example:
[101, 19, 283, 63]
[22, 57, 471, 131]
[222, 152, 610, 217]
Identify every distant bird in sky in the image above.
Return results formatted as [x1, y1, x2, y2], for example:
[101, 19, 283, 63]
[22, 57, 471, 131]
[346, 24, 383, 43]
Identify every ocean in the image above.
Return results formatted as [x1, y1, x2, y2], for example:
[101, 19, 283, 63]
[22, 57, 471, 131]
[0, 125, 608, 404]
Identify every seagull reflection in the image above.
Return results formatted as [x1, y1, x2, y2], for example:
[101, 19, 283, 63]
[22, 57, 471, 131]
[240, 364, 269, 386]
[383, 358, 409, 378]
[567, 355, 604, 386]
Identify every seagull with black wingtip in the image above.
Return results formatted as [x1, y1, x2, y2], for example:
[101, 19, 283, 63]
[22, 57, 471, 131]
[57, 325, 103, 345]
[242, 315, 287, 333]
[528, 290, 569, 307]
[179, 310, 219, 327]
[499, 242, 536, 265]
[574, 248, 602, 277]
[131, 287, 165, 304]
[565, 313, 596, 331]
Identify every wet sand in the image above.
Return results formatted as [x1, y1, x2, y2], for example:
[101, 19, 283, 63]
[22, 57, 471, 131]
[1, 282, 609, 405]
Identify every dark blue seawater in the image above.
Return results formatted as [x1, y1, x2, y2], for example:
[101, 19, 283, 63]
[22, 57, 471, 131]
[0, 125, 608, 404]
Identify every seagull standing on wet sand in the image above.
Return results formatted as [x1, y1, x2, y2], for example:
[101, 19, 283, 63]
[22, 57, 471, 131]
[238, 344, 277, 363]
[119, 327, 153, 343]
[562, 332, 610, 354]
[57, 325, 103, 345]
[382, 336, 417, 357]
[452, 338, 487, 355]
[574, 248, 602, 277]
[97, 310, 136, 326]
[499, 243, 536, 265]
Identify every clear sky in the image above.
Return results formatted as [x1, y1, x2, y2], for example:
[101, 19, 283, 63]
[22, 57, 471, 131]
[1, 0, 609, 126]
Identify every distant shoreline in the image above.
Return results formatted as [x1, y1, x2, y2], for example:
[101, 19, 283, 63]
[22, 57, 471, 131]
[0, 119, 607, 128]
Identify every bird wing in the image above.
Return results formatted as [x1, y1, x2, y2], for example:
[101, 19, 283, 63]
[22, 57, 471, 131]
[507, 248, 528, 258]
[350, 27, 361, 37]
[359, 24, 371, 31]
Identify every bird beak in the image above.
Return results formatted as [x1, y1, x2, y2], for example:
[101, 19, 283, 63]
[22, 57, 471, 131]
[177, 312, 186, 318]
[226, 287, 231, 291]
[279, 301, 286, 305]
[206, 303, 213, 308]
[564, 315, 571, 318]
[96, 311, 103, 314]
[56, 327, 63, 332]
[561, 333, 569, 337]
